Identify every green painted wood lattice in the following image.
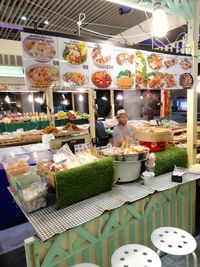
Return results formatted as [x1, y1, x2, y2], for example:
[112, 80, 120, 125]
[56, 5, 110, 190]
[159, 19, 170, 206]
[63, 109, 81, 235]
[25, 181, 196, 267]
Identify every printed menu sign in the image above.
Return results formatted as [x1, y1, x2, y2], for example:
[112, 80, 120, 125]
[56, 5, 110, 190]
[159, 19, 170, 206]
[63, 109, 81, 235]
[58, 38, 89, 89]
[88, 42, 113, 89]
[21, 32, 59, 90]
[21, 31, 194, 90]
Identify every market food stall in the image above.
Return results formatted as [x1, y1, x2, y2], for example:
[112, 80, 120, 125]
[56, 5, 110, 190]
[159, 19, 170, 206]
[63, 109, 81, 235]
[0, 1, 199, 267]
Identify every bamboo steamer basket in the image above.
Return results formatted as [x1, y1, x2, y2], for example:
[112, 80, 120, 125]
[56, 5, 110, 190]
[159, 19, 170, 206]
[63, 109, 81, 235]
[135, 127, 172, 142]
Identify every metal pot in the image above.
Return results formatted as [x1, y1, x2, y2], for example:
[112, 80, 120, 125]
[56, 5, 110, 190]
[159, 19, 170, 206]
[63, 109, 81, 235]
[114, 160, 142, 183]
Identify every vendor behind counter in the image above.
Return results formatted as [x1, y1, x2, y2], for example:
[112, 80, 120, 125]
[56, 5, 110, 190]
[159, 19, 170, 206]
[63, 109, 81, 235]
[113, 109, 134, 147]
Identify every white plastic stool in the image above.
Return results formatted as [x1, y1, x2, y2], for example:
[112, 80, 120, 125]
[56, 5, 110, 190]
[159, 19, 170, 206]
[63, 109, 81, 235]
[111, 244, 162, 267]
[151, 227, 197, 267]
[71, 264, 100, 267]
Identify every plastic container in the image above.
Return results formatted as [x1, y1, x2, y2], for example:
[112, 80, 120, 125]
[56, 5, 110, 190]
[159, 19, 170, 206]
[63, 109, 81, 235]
[2, 155, 30, 187]
[139, 141, 167, 152]
[16, 170, 48, 213]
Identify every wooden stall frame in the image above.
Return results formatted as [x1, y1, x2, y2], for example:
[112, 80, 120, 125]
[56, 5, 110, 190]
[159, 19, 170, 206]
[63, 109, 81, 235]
[24, 181, 196, 267]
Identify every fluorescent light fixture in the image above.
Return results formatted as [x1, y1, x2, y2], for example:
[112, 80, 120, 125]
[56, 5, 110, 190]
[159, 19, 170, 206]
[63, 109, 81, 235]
[0, 66, 24, 77]
[105, 0, 152, 13]
[28, 94, 33, 103]
[5, 95, 10, 103]
[79, 94, 84, 102]
[44, 20, 49, 25]
[101, 96, 108, 101]
[21, 16, 27, 21]
[116, 94, 123, 101]
[152, 2, 168, 37]
[34, 97, 44, 104]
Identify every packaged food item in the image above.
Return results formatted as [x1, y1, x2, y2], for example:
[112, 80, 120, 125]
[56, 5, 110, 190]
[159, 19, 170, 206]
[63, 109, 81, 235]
[2, 155, 30, 187]
[15, 169, 48, 212]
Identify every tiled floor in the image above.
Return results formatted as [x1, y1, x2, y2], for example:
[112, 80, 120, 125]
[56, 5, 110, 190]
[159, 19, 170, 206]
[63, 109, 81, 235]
[1, 223, 200, 267]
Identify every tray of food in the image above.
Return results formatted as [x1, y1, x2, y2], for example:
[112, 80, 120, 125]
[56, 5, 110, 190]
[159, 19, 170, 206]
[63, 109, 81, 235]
[101, 145, 149, 162]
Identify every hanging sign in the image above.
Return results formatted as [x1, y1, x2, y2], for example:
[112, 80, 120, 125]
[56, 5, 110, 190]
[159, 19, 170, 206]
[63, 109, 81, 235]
[21, 32, 194, 91]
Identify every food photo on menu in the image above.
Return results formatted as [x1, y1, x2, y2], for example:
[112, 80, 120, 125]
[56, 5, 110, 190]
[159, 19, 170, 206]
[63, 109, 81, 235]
[88, 42, 113, 89]
[113, 47, 135, 90]
[25, 62, 59, 88]
[22, 33, 57, 62]
[59, 39, 89, 88]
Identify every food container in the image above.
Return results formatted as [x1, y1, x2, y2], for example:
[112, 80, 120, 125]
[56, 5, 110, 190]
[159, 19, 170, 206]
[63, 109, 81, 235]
[101, 145, 149, 183]
[114, 161, 141, 183]
[15, 170, 48, 213]
[2, 155, 30, 187]
[139, 141, 167, 152]
[135, 127, 172, 152]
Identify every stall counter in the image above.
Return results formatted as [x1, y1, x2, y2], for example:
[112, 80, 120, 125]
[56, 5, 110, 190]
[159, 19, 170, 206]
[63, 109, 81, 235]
[20, 173, 197, 267]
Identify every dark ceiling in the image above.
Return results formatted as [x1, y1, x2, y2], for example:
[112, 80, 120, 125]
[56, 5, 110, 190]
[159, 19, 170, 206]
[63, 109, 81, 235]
[0, 0, 149, 41]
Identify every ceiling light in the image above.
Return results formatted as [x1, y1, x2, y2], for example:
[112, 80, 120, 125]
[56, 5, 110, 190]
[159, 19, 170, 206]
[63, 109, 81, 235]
[21, 16, 27, 21]
[101, 96, 108, 101]
[116, 94, 123, 101]
[28, 94, 33, 103]
[140, 96, 144, 99]
[44, 20, 49, 25]
[5, 95, 10, 103]
[62, 99, 70, 105]
[152, 2, 168, 38]
[35, 97, 44, 104]
[79, 94, 84, 102]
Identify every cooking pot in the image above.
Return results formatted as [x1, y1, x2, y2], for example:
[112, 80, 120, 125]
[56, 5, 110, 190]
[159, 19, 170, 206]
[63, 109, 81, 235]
[114, 161, 141, 183]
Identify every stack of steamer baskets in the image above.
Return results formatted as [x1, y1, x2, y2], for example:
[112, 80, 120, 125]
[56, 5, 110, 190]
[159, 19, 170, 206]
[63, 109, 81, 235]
[135, 127, 172, 152]
[102, 145, 149, 183]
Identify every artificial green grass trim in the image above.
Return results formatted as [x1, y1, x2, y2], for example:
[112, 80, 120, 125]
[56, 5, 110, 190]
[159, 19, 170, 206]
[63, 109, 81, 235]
[155, 145, 187, 176]
[55, 157, 114, 209]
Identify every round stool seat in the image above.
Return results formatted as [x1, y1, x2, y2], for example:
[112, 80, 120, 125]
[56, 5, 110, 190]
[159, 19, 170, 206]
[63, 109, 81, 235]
[151, 226, 197, 256]
[111, 244, 161, 267]
[71, 264, 100, 267]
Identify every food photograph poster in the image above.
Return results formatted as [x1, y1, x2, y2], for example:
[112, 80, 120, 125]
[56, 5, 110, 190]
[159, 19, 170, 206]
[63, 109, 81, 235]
[21, 32, 194, 91]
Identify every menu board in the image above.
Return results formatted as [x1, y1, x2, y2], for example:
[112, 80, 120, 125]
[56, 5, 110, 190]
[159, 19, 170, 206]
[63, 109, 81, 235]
[21, 32, 60, 90]
[21, 32, 194, 91]
[113, 46, 135, 90]
[58, 38, 89, 89]
[88, 42, 113, 89]
[135, 50, 194, 90]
